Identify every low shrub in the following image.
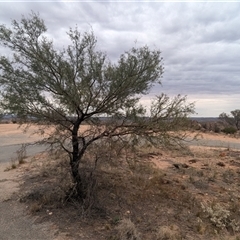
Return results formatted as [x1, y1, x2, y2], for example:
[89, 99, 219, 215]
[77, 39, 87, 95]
[116, 218, 140, 240]
[156, 225, 182, 240]
[201, 202, 239, 232]
[222, 127, 237, 134]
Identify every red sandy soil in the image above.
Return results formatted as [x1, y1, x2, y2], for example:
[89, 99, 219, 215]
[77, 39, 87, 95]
[1, 124, 240, 239]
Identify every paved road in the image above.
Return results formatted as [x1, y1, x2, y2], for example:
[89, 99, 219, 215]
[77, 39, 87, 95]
[0, 125, 66, 239]
[1, 138, 240, 164]
[1, 128, 240, 164]
[186, 138, 240, 150]
[0, 143, 48, 163]
[0, 124, 50, 163]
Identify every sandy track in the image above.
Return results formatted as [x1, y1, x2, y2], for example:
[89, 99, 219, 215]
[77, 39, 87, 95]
[1, 124, 240, 163]
[0, 124, 44, 147]
[187, 131, 240, 150]
[0, 161, 59, 240]
[0, 124, 49, 163]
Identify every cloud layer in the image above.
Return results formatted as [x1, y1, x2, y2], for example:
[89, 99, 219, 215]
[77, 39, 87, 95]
[1, 2, 239, 117]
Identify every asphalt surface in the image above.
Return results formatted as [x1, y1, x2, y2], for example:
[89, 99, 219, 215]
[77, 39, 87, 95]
[0, 129, 59, 240]
[186, 137, 240, 150]
[0, 143, 48, 163]
[0, 201, 55, 240]
[1, 133, 240, 164]
[0, 125, 49, 163]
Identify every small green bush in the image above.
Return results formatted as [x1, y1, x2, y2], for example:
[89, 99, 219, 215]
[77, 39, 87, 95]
[201, 202, 240, 231]
[222, 127, 237, 134]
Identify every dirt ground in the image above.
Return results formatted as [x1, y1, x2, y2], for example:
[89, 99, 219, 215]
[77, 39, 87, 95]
[1, 124, 240, 239]
[0, 123, 90, 146]
[0, 162, 61, 240]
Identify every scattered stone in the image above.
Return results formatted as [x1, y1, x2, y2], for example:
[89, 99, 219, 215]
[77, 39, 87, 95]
[110, 193, 116, 199]
[219, 152, 227, 157]
[182, 163, 189, 168]
[173, 164, 180, 169]
[180, 185, 186, 190]
[173, 163, 189, 169]
[230, 160, 240, 167]
[217, 162, 225, 167]
[189, 159, 198, 164]
[162, 179, 170, 184]
[149, 152, 162, 157]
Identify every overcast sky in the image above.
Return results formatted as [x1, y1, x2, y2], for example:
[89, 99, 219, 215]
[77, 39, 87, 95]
[1, 1, 240, 117]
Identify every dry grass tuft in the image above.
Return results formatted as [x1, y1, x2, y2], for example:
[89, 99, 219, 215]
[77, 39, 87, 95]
[115, 218, 141, 240]
[156, 225, 182, 240]
[16, 134, 240, 239]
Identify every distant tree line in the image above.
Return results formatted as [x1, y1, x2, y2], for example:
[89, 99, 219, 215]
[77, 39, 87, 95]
[219, 109, 240, 134]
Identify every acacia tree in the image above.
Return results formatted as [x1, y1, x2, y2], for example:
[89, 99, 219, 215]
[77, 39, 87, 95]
[0, 13, 194, 201]
[219, 110, 240, 130]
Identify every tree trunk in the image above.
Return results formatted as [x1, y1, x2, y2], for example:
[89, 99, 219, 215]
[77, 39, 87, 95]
[70, 155, 85, 200]
[70, 122, 86, 201]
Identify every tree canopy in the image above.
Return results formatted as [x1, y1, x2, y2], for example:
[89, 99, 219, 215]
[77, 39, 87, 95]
[0, 13, 195, 202]
[219, 109, 240, 130]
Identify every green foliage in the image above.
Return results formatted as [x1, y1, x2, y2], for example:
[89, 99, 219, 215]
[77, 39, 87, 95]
[219, 110, 240, 130]
[201, 202, 239, 231]
[0, 12, 195, 200]
[0, 13, 162, 121]
[222, 126, 237, 135]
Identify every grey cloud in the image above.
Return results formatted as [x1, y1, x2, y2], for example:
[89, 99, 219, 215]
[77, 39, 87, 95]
[200, 23, 240, 43]
[194, 3, 240, 25]
[1, 1, 240, 116]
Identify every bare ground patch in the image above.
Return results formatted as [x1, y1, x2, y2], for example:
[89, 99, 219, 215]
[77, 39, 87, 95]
[9, 139, 240, 240]
[1, 126, 240, 239]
